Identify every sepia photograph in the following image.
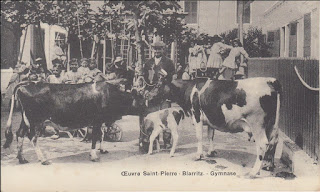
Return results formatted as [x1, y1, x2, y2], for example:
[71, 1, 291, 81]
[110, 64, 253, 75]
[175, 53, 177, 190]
[1, 1, 319, 191]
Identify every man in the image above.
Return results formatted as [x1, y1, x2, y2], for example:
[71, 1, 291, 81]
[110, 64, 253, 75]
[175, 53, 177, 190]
[143, 41, 175, 86]
[141, 41, 175, 149]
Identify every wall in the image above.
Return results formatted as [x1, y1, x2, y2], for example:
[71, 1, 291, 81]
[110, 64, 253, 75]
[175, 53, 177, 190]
[262, 1, 319, 59]
[180, 1, 275, 36]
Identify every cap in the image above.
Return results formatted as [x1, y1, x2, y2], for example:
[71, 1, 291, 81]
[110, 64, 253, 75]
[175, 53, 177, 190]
[114, 57, 123, 63]
[151, 41, 165, 48]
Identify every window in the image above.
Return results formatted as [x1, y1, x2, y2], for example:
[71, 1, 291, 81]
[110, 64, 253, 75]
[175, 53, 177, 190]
[54, 32, 66, 49]
[267, 31, 275, 42]
[237, 0, 251, 24]
[303, 13, 311, 57]
[290, 23, 297, 36]
[184, 1, 198, 24]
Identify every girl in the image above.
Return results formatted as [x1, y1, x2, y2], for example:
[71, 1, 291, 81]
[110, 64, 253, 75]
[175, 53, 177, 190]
[207, 35, 233, 79]
[219, 39, 249, 80]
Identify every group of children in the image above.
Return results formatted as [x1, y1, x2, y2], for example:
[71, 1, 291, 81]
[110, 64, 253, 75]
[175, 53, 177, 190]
[46, 58, 104, 84]
[185, 36, 250, 80]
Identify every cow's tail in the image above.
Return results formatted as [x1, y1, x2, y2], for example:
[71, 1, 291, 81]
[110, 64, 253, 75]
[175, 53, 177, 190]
[179, 110, 185, 120]
[273, 79, 281, 129]
[3, 93, 15, 148]
[3, 81, 33, 149]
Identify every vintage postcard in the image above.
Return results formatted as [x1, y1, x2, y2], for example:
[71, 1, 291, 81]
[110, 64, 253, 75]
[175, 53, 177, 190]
[1, 1, 319, 191]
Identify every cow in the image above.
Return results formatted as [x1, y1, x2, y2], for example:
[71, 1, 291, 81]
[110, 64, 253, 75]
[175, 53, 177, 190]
[3, 80, 137, 165]
[140, 107, 185, 157]
[135, 77, 281, 178]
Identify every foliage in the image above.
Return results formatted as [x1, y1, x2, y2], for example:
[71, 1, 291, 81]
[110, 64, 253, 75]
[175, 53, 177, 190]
[244, 27, 272, 57]
[104, 1, 183, 73]
[219, 27, 272, 57]
[219, 28, 238, 45]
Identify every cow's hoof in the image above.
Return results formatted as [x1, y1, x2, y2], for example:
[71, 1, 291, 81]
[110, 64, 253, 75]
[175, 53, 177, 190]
[99, 149, 109, 154]
[170, 153, 174, 157]
[195, 154, 204, 161]
[50, 135, 60, 140]
[18, 158, 29, 164]
[243, 172, 257, 179]
[207, 151, 217, 157]
[41, 160, 52, 165]
[147, 152, 153, 155]
[262, 166, 274, 172]
[91, 157, 100, 162]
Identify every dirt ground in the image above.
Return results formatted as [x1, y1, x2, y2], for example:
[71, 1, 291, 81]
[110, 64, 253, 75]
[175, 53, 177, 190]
[1, 105, 320, 191]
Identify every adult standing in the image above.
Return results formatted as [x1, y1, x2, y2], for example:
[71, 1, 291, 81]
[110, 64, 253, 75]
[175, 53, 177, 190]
[141, 41, 175, 149]
[143, 41, 175, 87]
[207, 35, 233, 79]
[219, 39, 249, 80]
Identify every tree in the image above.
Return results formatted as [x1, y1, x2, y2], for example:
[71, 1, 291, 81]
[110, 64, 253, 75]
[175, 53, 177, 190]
[1, 1, 94, 64]
[104, 1, 181, 75]
[219, 27, 272, 57]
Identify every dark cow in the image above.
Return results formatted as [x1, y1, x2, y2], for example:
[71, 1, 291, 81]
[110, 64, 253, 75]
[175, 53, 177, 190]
[4, 80, 136, 164]
[137, 77, 281, 177]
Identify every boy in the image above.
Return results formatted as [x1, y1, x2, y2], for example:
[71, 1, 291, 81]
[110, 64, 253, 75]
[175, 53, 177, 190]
[83, 59, 104, 82]
[63, 58, 81, 84]
[47, 64, 63, 83]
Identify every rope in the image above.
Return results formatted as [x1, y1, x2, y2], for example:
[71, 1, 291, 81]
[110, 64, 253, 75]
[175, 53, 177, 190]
[294, 66, 320, 91]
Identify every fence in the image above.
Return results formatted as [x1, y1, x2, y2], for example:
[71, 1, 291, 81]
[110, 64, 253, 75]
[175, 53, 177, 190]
[248, 58, 319, 162]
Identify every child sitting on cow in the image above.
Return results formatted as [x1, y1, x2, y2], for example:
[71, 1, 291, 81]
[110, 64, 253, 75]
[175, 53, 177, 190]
[62, 58, 81, 84]
[28, 58, 47, 81]
[78, 58, 90, 77]
[46, 64, 63, 84]
[82, 59, 105, 83]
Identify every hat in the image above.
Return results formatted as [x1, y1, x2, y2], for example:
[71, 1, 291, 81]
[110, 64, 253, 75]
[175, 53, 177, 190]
[35, 58, 43, 63]
[114, 57, 123, 63]
[52, 58, 62, 65]
[69, 58, 79, 65]
[80, 58, 89, 63]
[151, 41, 165, 48]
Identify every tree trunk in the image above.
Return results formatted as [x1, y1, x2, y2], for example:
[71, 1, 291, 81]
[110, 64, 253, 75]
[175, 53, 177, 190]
[133, 12, 144, 75]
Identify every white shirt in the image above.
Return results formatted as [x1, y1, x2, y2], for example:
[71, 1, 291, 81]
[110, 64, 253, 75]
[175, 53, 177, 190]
[155, 57, 161, 66]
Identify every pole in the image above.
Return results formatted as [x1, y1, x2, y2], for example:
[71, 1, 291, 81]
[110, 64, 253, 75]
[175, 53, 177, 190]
[67, 43, 70, 72]
[91, 35, 97, 59]
[38, 22, 48, 72]
[19, 26, 28, 64]
[77, 7, 83, 59]
[238, 1, 244, 45]
[103, 37, 106, 75]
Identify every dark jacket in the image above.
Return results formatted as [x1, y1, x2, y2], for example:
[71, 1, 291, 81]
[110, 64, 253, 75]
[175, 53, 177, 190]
[143, 56, 175, 85]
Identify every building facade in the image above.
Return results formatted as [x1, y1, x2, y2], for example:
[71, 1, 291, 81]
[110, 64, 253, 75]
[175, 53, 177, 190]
[179, 1, 275, 36]
[261, 1, 319, 59]
[181, 0, 319, 59]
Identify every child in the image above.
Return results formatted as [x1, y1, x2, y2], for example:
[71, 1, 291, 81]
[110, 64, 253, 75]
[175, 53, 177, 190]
[78, 58, 90, 77]
[28, 58, 47, 81]
[83, 59, 104, 82]
[62, 58, 81, 84]
[182, 65, 191, 80]
[47, 64, 63, 83]
[219, 39, 249, 80]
